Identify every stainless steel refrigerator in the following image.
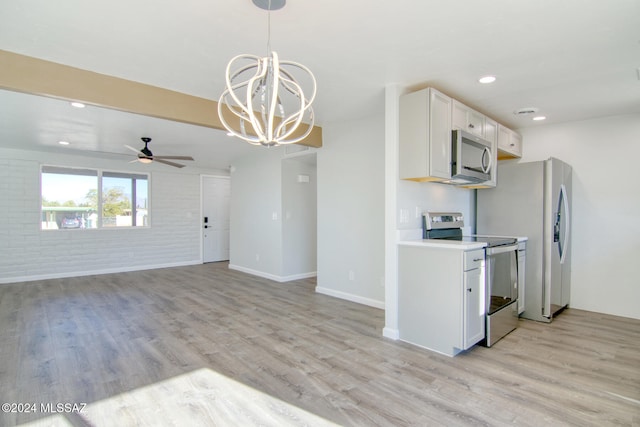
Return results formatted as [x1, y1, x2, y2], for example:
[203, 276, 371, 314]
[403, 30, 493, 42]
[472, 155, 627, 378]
[476, 157, 572, 322]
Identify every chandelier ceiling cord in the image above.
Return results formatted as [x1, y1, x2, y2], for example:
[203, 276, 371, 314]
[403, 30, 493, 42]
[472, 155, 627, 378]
[218, 0, 317, 147]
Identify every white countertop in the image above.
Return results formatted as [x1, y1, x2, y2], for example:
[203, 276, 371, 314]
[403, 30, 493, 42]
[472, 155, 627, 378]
[398, 239, 487, 250]
[397, 229, 527, 250]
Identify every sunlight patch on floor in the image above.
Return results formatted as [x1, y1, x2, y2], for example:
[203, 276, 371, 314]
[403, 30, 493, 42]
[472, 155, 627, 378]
[19, 368, 339, 427]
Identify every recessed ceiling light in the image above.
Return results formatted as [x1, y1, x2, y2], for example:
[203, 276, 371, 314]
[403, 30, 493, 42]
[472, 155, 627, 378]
[58, 140, 70, 145]
[532, 116, 547, 121]
[478, 75, 496, 84]
[70, 102, 86, 108]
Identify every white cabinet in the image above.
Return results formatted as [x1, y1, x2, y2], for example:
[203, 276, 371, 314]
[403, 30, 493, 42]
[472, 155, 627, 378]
[517, 241, 526, 315]
[400, 87, 522, 186]
[484, 117, 498, 146]
[452, 100, 484, 137]
[398, 244, 486, 356]
[464, 250, 486, 347]
[399, 88, 452, 181]
[453, 101, 498, 189]
[498, 124, 523, 159]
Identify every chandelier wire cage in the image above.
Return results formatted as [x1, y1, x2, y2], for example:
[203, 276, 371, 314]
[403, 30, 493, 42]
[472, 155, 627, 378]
[218, 0, 316, 147]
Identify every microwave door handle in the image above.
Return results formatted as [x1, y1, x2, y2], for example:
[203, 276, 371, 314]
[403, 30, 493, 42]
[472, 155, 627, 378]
[481, 147, 492, 173]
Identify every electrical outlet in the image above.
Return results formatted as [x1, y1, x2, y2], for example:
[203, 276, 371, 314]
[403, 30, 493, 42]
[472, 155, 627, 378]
[349, 270, 355, 281]
[400, 209, 409, 224]
[256, 254, 260, 262]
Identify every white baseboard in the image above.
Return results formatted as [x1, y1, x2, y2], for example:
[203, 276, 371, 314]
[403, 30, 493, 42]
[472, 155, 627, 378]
[315, 286, 385, 310]
[382, 327, 400, 340]
[0, 260, 201, 285]
[228, 264, 317, 283]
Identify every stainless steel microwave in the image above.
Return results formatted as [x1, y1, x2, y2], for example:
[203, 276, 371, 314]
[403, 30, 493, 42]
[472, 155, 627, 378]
[451, 130, 492, 184]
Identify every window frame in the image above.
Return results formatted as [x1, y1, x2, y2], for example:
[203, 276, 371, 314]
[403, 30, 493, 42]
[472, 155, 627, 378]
[40, 165, 151, 231]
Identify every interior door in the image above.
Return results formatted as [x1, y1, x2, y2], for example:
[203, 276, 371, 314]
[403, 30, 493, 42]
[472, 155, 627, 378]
[202, 176, 230, 263]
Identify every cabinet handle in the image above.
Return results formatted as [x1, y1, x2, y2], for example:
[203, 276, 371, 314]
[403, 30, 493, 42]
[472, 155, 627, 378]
[468, 123, 475, 129]
[473, 258, 483, 262]
[467, 288, 472, 292]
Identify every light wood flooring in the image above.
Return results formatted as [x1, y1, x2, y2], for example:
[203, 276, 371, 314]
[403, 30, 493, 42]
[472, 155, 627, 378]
[0, 262, 638, 426]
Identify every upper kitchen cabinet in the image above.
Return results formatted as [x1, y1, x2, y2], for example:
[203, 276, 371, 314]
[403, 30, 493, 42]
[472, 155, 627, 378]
[497, 124, 523, 159]
[399, 88, 452, 181]
[453, 101, 498, 189]
[452, 100, 484, 137]
[484, 117, 498, 146]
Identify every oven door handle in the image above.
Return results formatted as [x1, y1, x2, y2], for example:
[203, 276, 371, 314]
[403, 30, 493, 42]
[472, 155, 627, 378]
[485, 244, 518, 255]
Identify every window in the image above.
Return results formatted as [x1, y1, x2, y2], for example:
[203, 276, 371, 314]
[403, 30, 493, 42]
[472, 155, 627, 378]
[41, 166, 149, 230]
[102, 172, 149, 227]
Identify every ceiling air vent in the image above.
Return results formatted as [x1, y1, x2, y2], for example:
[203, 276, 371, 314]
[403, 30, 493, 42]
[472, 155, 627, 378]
[514, 107, 539, 116]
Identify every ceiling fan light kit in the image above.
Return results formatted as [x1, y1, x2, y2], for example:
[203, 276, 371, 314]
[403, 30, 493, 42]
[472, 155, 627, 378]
[218, 0, 316, 147]
[125, 137, 194, 168]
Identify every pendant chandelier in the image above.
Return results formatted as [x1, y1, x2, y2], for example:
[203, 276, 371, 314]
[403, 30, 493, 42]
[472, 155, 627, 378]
[218, 0, 317, 147]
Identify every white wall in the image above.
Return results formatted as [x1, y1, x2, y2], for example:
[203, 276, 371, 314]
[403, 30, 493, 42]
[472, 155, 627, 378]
[229, 147, 317, 281]
[229, 148, 283, 279]
[282, 155, 317, 277]
[316, 113, 386, 308]
[0, 148, 226, 283]
[519, 113, 640, 320]
[396, 181, 475, 235]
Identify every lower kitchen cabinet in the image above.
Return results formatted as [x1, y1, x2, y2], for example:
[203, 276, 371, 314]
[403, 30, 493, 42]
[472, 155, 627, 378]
[463, 252, 485, 348]
[398, 244, 486, 356]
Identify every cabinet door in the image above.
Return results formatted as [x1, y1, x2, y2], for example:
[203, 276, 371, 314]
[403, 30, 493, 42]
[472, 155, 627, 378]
[497, 124, 511, 152]
[463, 267, 485, 349]
[484, 118, 497, 145]
[467, 109, 484, 137]
[399, 89, 429, 179]
[497, 125, 523, 159]
[452, 100, 484, 137]
[428, 89, 452, 179]
[510, 132, 523, 157]
[452, 100, 468, 131]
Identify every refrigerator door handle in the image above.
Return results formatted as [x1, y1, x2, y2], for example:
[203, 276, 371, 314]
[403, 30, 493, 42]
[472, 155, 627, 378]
[559, 184, 570, 265]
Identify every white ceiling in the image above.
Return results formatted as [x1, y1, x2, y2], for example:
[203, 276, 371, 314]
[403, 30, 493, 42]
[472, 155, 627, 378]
[0, 0, 639, 169]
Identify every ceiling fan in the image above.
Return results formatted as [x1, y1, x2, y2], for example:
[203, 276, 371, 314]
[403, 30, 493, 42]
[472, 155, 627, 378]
[125, 137, 194, 168]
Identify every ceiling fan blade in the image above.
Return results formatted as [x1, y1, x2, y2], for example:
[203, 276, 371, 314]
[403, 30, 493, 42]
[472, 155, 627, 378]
[125, 144, 141, 154]
[154, 159, 185, 168]
[152, 155, 194, 161]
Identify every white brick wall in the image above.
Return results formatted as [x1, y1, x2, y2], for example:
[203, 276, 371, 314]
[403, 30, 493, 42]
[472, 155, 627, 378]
[0, 151, 208, 283]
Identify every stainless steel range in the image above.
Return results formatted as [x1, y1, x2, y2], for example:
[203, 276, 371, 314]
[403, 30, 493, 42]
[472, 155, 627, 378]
[423, 212, 519, 346]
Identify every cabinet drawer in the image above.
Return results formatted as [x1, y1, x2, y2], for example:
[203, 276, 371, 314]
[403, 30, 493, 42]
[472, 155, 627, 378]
[464, 250, 485, 270]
